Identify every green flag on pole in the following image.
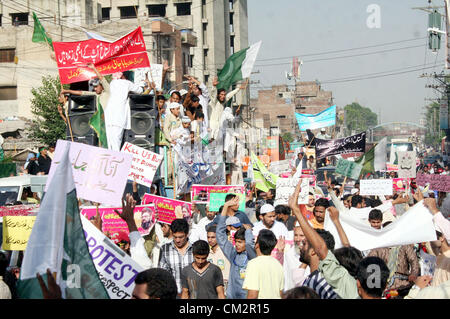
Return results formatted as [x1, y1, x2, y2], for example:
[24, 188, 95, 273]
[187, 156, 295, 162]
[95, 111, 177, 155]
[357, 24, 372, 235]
[251, 151, 278, 192]
[32, 12, 53, 50]
[217, 41, 262, 91]
[89, 100, 108, 149]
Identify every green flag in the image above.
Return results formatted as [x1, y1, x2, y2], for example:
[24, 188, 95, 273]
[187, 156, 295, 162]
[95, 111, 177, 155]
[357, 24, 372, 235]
[217, 41, 261, 91]
[355, 144, 375, 177]
[31, 12, 53, 50]
[251, 151, 278, 192]
[89, 101, 108, 148]
[17, 143, 109, 299]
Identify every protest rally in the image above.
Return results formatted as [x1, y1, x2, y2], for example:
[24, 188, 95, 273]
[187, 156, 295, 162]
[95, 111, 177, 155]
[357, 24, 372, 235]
[0, 1, 450, 302]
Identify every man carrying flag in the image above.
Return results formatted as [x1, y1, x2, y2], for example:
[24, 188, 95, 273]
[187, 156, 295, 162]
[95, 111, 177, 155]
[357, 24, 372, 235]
[61, 63, 109, 148]
[31, 12, 53, 50]
[17, 142, 109, 299]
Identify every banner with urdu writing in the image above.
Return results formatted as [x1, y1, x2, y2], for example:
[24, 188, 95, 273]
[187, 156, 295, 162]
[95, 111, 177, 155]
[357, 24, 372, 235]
[53, 27, 150, 84]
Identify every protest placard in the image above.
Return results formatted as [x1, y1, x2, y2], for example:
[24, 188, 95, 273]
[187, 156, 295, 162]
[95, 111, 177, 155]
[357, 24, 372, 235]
[191, 185, 245, 204]
[200, 163, 226, 185]
[81, 215, 144, 299]
[392, 178, 406, 192]
[81, 204, 156, 237]
[315, 132, 366, 159]
[301, 174, 316, 187]
[121, 142, 163, 187]
[209, 192, 246, 212]
[142, 194, 192, 224]
[415, 173, 450, 192]
[419, 250, 436, 277]
[46, 140, 133, 207]
[2, 216, 36, 250]
[134, 64, 164, 90]
[335, 158, 362, 180]
[397, 151, 416, 178]
[360, 179, 393, 196]
[269, 160, 291, 175]
[274, 177, 309, 206]
[0, 205, 39, 217]
[386, 164, 398, 171]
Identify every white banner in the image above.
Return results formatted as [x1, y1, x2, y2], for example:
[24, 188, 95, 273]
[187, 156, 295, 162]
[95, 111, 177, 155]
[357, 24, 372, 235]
[360, 179, 393, 196]
[121, 142, 163, 187]
[81, 215, 144, 299]
[324, 201, 437, 251]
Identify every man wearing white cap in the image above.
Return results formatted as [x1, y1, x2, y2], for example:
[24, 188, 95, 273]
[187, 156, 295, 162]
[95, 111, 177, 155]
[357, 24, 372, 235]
[252, 204, 289, 239]
[316, 128, 330, 140]
[163, 102, 182, 144]
[104, 71, 146, 151]
[171, 116, 192, 162]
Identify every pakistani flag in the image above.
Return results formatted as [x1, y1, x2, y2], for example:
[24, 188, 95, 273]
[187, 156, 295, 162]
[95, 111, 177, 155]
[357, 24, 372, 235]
[31, 12, 53, 50]
[217, 41, 262, 91]
[89, 101, 108, 148]
[251, 151, 278, 192]
[17, 142, 109, 299]
[355, 137, 387, 176]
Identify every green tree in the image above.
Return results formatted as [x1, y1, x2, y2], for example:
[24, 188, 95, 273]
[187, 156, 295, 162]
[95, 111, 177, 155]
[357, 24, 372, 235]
[281, 132, 294, 143]
[344, 102, 378, 134]
[28, 75, 67, 145]
[424, 102, 445, 146]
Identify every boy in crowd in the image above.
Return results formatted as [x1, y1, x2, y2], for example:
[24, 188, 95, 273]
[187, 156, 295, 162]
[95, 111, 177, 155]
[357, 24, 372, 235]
[181, 240, 225, 299]
[368, 209, 383, 229]
[243, 229, 284, 299]
[217, 199, 256, 299]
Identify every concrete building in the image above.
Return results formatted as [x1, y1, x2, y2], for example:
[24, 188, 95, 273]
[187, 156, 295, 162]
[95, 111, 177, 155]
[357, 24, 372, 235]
[249, 81, 333, 137]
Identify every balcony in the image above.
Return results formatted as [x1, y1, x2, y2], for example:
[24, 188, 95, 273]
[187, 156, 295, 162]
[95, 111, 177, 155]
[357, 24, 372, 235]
[180, 29, 197, 47]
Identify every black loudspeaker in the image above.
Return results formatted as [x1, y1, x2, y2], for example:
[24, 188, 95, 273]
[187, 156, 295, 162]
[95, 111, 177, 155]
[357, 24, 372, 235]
[66, 94, 98, 146]
[123, 94, 156, 150]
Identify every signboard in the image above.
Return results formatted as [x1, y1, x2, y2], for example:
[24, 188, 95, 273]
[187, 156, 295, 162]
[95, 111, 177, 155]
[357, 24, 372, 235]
[121, 142, 163, 187]
[81, 215, 144, 299]
[315, 132, 366, 159]
[80, 204, 156, 237]
[191, 185, 245, 204]
[2, 216, 36, 250]
[46, 140, 133, 207]
[208, 192, 245, 212]
[392, 178, 407, 192]
[360, 179, 393, 196]
[274, 177, 309, 206]
[134, 64, 164, 90]
[141, 194, 192, 225]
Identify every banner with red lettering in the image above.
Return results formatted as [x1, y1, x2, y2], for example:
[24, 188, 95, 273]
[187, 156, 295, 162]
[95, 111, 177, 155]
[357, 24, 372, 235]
[53, 27, 150, 84]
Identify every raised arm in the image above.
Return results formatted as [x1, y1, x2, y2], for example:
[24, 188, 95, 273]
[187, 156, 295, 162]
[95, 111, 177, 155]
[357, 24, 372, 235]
[328, 206, 350, 247]
[288, 179, 328, 260]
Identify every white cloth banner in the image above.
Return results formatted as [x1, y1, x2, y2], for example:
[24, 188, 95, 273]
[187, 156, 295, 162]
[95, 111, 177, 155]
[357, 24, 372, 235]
[360, 179, 393, 196]
[324, 201, 437, 251]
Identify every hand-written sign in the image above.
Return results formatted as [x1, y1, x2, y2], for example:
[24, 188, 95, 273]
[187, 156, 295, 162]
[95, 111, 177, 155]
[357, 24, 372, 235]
[336, 158, 362, 180]
[142, 194, 192, 225]
[121, 142, 163, 187]
[81, 215, 143, 299]
[415, 173, 450, 192]
[80, 204, 156, 237]
[2, 216, 36, 250]
[134, 64, 164, 90]
[397, 151, 416, 179]
[274, 177, 309, 206]
[360, 179, 393, 196]
[46, 140, 133, 207]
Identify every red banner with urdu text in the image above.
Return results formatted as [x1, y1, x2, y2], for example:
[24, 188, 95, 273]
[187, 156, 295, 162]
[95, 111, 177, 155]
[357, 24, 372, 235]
[53, 27, 150, 84]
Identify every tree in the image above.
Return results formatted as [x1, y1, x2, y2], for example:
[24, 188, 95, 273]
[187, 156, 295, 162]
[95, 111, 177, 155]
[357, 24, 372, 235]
[281, 132, 294, 143]
[424, 102, 445, 147]
[344, 102, 378, 134]
[28, 75, 67, 146]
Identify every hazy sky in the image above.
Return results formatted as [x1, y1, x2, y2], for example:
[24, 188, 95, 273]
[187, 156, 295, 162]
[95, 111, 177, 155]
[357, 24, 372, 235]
[247, 0, 446, 125]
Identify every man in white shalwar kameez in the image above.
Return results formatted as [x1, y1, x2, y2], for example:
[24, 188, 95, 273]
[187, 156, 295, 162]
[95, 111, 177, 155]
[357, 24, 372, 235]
[104, 72, 145, 151]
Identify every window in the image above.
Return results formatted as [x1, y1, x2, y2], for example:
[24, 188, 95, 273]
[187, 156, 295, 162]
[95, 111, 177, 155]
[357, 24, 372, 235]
[119, 6, 137, 19]
[102, 8, 111, 21]
[203, 49, 208, 70]
[204, 75, 209, 84]
[202, 23, 207, 45]
[0, 86, 17, 100]
[10, 13, 28, 26]
[277, 115, 287, 119]
[176, 3, 191, 16]
[0, 14, 2, 27]
[148, 4, 166, 17]
[202, 0, 206, 18]
[0, 49, 15, 63]
[229, 0, 234, 10]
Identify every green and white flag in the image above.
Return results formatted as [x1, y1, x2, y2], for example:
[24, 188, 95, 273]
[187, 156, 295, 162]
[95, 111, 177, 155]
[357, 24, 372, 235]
[217, 41, 262, 91]
[89, 101, 108, 149]
[251, 151, 278, 192]
[17, 142, 109, 299]
[355, 137, 387, 176]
